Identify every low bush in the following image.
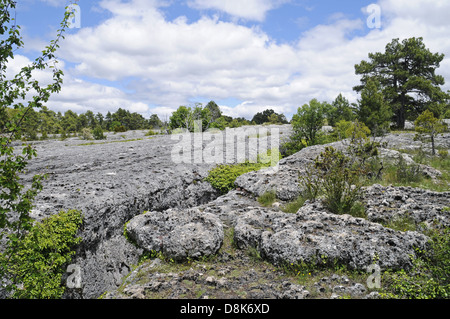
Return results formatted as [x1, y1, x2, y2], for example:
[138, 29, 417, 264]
[93, 125, 106, 140]
[145, 129, 159, 136]
[394, 155, 423, 184]
[80, 127, 93, 140]
[282, 195, 307, 214]
[205, 149, 279, 194]
[114, 125, 127, 133]
[3, 210, 83, 299]
[205, 161, 268, 194]
[300, 147, 366, 216]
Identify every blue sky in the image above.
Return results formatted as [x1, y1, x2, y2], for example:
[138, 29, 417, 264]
[10, 0, 450, 120]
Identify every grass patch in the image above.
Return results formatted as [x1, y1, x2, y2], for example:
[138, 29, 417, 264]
[382, 215, 418, 232]
[249, 131, 272, 139]
[76, 137, 157, 147]
[257, 191, 277, 207]
[205, 162, 269, 194]
[281, 195, 307, 214]
[379, 149, 450, 192]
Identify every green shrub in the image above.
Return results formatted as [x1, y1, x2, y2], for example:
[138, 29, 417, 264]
[205, 161, 266, 194]
[279, 133, 308, 158]
[383, 155, 423, 185]
[4, 210, 83, 299]
[80, 127, 93, 140]
[300, 146, 366, 216]
[93, 125, 106, 140]
[318, 148, 364, 215]
[145, 129, 158, 136]
[59, 129, 68, 141]
[382, 227, 450, 299]
[334, 120, 354, 139]
[40, 131, 48, 140]
[438, 149, 448, 159]
[395, 156, 423, 183]
[205, 149, 280, 194]
[282, 195, 307, 214]
[113, 125, 127, 133]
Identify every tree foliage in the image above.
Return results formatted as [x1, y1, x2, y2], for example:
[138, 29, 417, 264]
[5, 210, 83, 299]
[251, 109, 288, 125]
[357, 78, 392, 135]
[354, 37, 449, 129]
[291, 99, 326, 145]
[326, 93, 355, 126]
[414, 109, 448, 155]
[0, 1, 82, 298]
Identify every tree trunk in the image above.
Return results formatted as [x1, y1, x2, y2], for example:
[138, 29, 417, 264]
[431, 132, 436, 156]
[397, 92, 407, 129]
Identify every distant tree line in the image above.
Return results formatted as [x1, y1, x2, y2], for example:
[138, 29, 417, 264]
[0, 106, 155, 140]
[2, 38, 448, 143]
[0, 101, 292, 141]
[168, 101, 289, 133]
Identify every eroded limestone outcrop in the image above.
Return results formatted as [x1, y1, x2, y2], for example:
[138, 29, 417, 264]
[126, 208, 224, 261]
[5, 127, 448, 299]
[233, 201, 431, 271]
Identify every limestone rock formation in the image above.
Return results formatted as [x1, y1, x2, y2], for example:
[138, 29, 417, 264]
[126, 208, 224, 261]
[233, 201, 431, 271]
[3, 127, 448, 299]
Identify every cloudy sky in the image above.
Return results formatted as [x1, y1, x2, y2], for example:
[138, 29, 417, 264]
[11, 0, 450, 120]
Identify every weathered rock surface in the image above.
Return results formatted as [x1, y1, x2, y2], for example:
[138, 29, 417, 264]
[4, 127, 449, 299]
[233, 201, 431, 271]
[103, 250, 313, 300]
[126, 208, 224, 261]
[13, 126, 290, 298]
[364, 184, 450, 228]
[381, 132, 450, 152]
[104, 131, 449, 299]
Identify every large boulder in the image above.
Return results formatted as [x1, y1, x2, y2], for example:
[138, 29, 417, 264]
[126, 208, 224, 261]
[233, 202, 430, 271]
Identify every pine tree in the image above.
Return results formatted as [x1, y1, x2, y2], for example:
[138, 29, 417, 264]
[357, 78, 392, 136]
[354, 37, 449, 129]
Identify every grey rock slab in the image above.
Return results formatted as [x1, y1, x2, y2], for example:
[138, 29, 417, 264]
[126, 208, 224, 261]
[364, 184, 450, 228]
[233, 202, 431, 271]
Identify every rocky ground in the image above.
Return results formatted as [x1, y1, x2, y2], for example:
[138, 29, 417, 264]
[10, 127, 450, 299]
[17, 125, 291, 298]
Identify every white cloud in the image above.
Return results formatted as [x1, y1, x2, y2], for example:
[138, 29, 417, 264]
[38, 0, 63, 7]
[379, 0, 450, 27]
[59, 1, 301, 115]
[5, 54, 150, 116]
[187, 0, 289, 22]
[43, 0, 450, 120]
[45, 77, 150, 116]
